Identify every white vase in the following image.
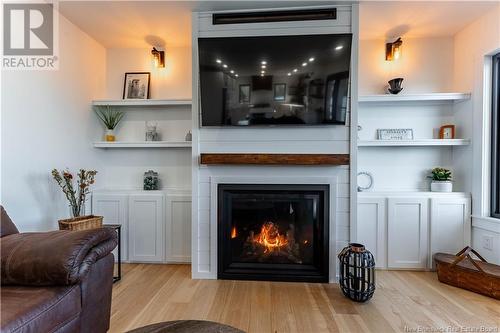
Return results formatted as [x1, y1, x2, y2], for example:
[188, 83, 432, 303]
[105, 129, 115, 142]
[431, 181, 453, 192]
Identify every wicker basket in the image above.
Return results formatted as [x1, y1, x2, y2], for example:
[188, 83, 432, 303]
[58, 215, 103, 231]
[434, 246, 500, 300]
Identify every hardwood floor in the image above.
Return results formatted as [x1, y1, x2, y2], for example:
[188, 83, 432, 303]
[110, 264, 500, 333]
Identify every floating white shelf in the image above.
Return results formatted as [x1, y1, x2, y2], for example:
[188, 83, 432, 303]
[92, 99, 192, 107]
[359, 93, 470, 103]
[93, 141, 192, 148]
[358, 139, 470, 147]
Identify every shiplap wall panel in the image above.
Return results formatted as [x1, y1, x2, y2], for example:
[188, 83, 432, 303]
[192, 5, 356, 280]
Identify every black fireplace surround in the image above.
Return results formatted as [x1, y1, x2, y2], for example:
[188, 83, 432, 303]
[218, 184, 329, 282]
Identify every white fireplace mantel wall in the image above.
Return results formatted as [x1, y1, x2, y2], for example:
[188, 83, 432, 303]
[191, 5, 359, 280]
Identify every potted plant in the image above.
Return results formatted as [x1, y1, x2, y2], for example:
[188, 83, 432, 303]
[429, 167, 453, 192]
[52, 168, 103, 230]
[94, 106, 124, 142]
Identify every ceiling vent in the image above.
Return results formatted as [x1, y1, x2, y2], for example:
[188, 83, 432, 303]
[212, 8, 337, 25]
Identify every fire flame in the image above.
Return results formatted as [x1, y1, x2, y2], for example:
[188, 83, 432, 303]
[231, 226, 237, 239]
[254, 221, 288, 252]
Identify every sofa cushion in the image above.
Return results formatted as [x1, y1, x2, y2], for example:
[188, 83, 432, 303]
[1, 285, 81, 333]
[1, 206, 19, 238]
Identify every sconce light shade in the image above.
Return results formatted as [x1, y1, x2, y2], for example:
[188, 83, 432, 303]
[385, 37, 403, 61]
[151, 47, 165, 68]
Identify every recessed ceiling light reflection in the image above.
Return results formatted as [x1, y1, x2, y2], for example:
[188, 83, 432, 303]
[302, 62, 307, 67]
[216, 59, 222, 63]
[222, 64, 228, 68]
[335, 45, 343, 51]
[261, 73, 264, 77]
[309, 57, 315, 62]
[235, 74, 239, 77]
[230, 70, 234, 73]
[293, 68, 298, 72]
[287, 73, 292, 76]
[261, 61, 267, 65]
[261, 65, 266, 69]
[261, 71, 265, 74]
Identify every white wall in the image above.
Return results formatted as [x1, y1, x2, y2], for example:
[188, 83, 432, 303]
[99, 47, 193, 191]
[105, 47, 191, 99]
[453, 5, 500, 263]
[1, 14, 106, 231]
[358, 37, 460, 192]
[359, 37, 454, 95]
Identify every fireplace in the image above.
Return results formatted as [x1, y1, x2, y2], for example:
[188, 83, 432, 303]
[218, 184, 329, 282]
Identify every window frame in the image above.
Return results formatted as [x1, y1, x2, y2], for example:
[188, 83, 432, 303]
[491, 52, 500, 219]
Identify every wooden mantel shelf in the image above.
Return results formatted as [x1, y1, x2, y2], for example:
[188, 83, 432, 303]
[200, 153, 350, 166]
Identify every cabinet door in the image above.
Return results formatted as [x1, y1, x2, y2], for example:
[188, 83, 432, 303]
[165, 195, 192, 263]
[92, 193, 128, 262]
[357, 197, 386, 268]
[128, 194, 164, 263]
[430, 197, 471, 267]
[387, 197, 429, 269]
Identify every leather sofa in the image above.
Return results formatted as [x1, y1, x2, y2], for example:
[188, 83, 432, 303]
[0, 206, 117, 333]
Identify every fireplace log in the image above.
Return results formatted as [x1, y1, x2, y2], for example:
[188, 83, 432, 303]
[200, 153, 350, 165]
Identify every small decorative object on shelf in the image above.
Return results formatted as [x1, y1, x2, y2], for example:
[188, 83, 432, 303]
[387, 77, 404, 94]
[185, 130, 192, 142]
[52, 168, 102, 230]
[145, 121, 160, 141]
[94, 106, 124, 142]
[429, 167, 453, 192]
[439, 124, 455, 139]
[144, 170, 159, 190]
[338, 243, 376, 302]
[377, 128, 413, 140]
[357, 171, 374, 192]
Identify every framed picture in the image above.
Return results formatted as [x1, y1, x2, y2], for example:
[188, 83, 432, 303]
[123, 72, 150, 99]
[239, 84, 250, 104]
[273, 83, 286, 101]
[377, 128, 414, 140]
[439, 125, 455, 139]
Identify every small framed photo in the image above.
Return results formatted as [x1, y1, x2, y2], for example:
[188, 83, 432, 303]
[123, 72, 150, 99]
[377, 128, 414, 140]
[273, 83, 286, 101]
[439, 125, 455, 139]
[239, 84, 250, 104]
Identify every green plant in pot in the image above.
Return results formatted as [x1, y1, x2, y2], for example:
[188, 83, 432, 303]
[429, 167, 452, 192]
[94, 106, 124, 142]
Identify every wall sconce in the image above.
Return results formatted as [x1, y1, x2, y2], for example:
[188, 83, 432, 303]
[151, 47, 165, 68]
[385, 37, 403, 61]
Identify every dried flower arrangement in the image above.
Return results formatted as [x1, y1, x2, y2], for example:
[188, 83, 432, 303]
[51, 169, 97, 217]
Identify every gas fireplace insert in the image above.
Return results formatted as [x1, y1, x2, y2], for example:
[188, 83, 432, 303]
[218, 184, 329, 282]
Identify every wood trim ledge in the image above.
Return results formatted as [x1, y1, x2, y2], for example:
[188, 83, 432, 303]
[200, 153, 350, 166]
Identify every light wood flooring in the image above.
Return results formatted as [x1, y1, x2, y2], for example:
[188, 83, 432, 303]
[110, 264, 499, 333]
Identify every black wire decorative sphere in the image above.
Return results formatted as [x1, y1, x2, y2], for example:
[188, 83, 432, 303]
[338, 243, 376, 302]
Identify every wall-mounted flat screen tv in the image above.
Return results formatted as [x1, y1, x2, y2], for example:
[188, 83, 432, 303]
[198, 34, 352, 126]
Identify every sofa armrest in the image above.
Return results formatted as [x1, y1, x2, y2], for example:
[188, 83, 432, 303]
[1, 228, 117, 286]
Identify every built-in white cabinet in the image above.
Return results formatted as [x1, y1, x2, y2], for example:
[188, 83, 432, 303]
[92, 193, 129, 261]
[128, 194, 165, 263]
[430, 197, 471, 267]
[357, 197, 386, 268]
[165, 194, 192, 262]
[356, 192, 471, 270]
[92, 190, 191, 264]
[387, 197, 429, 269]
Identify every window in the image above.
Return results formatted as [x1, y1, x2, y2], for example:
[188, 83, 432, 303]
[492, 52, 500, 218]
